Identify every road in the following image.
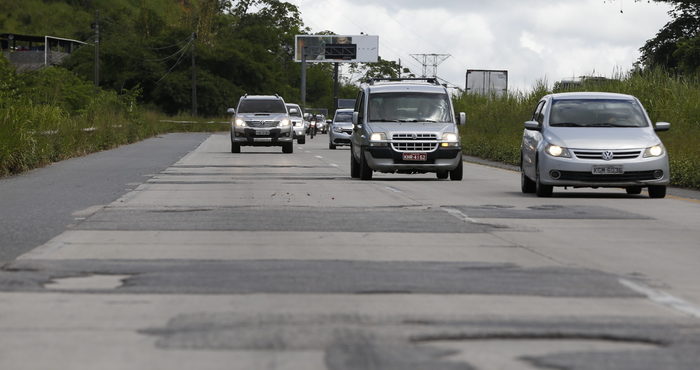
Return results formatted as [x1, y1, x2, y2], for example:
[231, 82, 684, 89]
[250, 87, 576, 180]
[2, 132, 700, 369]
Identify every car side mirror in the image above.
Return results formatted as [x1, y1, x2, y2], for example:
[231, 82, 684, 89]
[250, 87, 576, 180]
[458, 112, 467, 125]
[352, 112, 359, 126]
[524, 120, 541, 131]
[654, 122, 670, 132]
[226, 108, 235, 115]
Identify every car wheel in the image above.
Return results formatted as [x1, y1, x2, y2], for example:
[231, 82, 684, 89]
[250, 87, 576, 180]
[521, 158, 536, 193]
[231, 142, 240, 153]
[329, 142, 336, 149]
[436, 171, 449, 179]
[359, 149, 373, 180]
[282, 142, 293, 154]
[449, 158, 463, 181]
[350, 146, 360, 178]
[297, 135, 305, 144]
[625, 186, 642, 195]
[648, 185, 666, 199]
[535, 161, 553, 197]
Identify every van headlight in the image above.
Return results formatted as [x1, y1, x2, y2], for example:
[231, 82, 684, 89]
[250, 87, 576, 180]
[643, 144, 664, 157]
[370, 132, 387, 146]
[278, 119, 291, 127]
[441, 132, 459, 147]
[545, 144, 571, 158]
[234, 118, 247, 128]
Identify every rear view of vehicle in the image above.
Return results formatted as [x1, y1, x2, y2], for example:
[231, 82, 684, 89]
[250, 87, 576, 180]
[350, 78, 466, 180]
[328, 108, 354, 149]
[520, 92, 670, 198]
[229, 95, 294, 154]
[286, 103, 306, 144]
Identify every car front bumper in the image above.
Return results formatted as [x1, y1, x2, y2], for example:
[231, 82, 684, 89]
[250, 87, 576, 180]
[365, 146, 462, 173]
[231, 127, 294, 146]
[537, 152, 670, 187]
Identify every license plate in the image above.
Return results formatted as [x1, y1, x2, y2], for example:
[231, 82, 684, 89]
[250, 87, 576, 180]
[592, 165, 624, 175]
[402, 152, 427, 161]
[256, 130, 270, 136]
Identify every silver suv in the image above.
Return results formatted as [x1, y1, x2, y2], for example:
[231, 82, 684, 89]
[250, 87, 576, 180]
[350, 78, 466, 180]
[229, 95, 294, 153]
[286, 103, 306, 144]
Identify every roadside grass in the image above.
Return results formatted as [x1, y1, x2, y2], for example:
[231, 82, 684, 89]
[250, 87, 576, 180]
[453, 70, 700, 190]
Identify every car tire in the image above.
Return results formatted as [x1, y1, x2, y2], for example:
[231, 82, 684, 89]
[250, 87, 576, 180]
[521, 158, 536, 193]
[626, 186, 642, 195]
[436, 171, 449, 179]
[449, 158, 463, 181]
[359, 149, 373, 180]
[298, 135, 305, 144]
[535, 161, 553, 197]
[329, 142, 336, 149]
[350, 146, 360, 178]
[282, 142, 293, 154]
[231, 142, 240, 153]
[648, 185, 666, 199]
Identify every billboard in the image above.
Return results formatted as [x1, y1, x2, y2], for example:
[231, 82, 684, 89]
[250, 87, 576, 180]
[465, 69, 508, 96]
[294, 35, 379, 63]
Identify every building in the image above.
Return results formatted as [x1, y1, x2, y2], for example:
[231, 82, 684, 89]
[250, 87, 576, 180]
[1, 33, 86, 72]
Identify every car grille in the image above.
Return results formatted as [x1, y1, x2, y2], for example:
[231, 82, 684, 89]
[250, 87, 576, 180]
[573, 150, 642, 160]
[391, 133, 438, 152]
[558, 170, 660, 182]
[247, 120, 279, 128]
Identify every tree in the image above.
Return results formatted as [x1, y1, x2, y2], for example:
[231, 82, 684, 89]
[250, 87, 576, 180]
[638, 2, 700, 74]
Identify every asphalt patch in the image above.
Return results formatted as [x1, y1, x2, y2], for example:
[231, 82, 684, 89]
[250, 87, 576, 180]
[449, 204, 649, 219]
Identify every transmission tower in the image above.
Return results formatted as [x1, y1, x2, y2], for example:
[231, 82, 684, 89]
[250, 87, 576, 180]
[409, 53, 451, 78]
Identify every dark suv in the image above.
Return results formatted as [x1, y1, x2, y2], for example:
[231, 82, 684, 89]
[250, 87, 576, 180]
[229, 95, 294, 153]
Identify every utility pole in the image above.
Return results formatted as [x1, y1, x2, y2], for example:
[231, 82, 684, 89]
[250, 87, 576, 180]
[409, 53, 451, 78]
[300, 47, 307, 106]
[191, 32, 197, 117]
[333, 62, 339, 111]
[94, 10, 99, 89]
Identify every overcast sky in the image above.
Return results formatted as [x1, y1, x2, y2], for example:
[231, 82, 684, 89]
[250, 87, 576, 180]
[287, 0, 673, 92]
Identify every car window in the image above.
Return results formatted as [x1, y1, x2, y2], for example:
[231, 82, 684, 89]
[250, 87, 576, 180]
[238, 99, 287, 113]
[334, 112, 353, 122]
[549, 99, 649, 127]
[368, 92, 452, 123]
[287, 105, 302, 117]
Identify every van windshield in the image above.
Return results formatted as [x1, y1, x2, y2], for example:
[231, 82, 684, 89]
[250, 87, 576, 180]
[287, 106, 302, 117]
[238, 99, 287, 114]
[549, 99, 648, 128]
[368, 92, 452, 123]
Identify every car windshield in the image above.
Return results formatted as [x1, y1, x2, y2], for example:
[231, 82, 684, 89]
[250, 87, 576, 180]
[334, 112, 353, 122]
[287, 105, 302, 117]
[368, 92, 453, 123]
[238, 99, 287, 113]
[549, 99, 648, 128]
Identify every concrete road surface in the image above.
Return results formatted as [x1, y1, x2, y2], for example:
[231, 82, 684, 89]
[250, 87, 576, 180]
[2, 133, 700, 369]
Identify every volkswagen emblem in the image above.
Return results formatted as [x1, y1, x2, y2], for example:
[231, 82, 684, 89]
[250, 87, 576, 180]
[601, 151, 614, 161]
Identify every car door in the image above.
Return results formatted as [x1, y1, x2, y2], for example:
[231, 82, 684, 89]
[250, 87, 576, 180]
[522, 99, 546, 177]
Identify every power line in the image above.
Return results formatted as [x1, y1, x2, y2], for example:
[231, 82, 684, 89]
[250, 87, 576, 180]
[155, 38, 193, 84]
[409, 53, 451, 78]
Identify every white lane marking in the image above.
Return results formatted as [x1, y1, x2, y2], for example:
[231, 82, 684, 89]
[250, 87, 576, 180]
[442, 207, 479, 224]
[619, 279, 700, 319]
[315, 155, 323, 159]
[384, 186, 402, 193]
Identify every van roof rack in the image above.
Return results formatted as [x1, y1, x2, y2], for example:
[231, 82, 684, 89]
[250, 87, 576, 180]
[369, 77, 440, 86]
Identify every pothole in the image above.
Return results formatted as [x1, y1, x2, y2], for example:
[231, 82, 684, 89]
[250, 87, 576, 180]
[44, 274, 131, 290]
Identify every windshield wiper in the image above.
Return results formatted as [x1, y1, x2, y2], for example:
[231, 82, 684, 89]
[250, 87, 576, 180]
[551, 122, 585, 127]
[398, 119, 418, 122]
[369, 119, 400, 122]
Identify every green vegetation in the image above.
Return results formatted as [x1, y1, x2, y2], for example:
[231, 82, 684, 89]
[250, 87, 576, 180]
[0, 58, 223, 177]
[453, 69, 700, 189]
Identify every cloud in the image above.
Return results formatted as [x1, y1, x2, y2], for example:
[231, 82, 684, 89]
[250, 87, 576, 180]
[288, 0, 672, 91]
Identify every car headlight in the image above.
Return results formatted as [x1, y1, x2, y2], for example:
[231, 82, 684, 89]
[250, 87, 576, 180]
[333, 125, 344, 133]
[441, 132, 459, 147]
[293, 121, 303, 127]
[545, 144, 571, 158]
[370, 132, 387, 146]
[278, 119, 291, 127]
[234, 118, 247, 128]
[643, 144, 664, 157]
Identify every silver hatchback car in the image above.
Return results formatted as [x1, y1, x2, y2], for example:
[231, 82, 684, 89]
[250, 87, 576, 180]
[328, 108, 354, 149]
[521, 92, 670, 198]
